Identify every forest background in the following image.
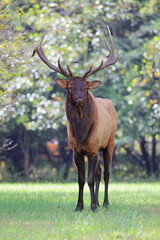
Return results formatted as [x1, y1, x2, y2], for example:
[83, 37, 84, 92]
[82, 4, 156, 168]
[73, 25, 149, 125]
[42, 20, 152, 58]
[0, 0, 159, 182]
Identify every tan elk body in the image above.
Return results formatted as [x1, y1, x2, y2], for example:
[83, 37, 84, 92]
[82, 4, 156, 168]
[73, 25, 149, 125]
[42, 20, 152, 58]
[67, 92, 117, 155]
[33, 26, 118, 211]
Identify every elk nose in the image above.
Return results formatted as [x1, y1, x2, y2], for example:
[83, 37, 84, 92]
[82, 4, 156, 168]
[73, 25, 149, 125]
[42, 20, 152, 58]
[75, 96, 84, 102]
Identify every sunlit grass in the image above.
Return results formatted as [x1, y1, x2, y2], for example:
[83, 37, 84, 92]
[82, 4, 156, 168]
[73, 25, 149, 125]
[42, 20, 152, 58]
[0, 182, 159, 240]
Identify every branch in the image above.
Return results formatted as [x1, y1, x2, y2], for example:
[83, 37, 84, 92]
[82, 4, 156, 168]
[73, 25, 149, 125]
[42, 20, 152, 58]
[0, 139, 17, 153]
[122, 144, 144, 167]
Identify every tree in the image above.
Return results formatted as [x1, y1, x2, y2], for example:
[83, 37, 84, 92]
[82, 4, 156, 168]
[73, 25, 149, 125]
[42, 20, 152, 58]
[0, 0, 159, 181]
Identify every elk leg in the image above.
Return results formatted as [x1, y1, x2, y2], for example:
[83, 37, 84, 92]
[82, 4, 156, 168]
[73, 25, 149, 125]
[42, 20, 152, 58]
[88, 154, 99, 211]
[95, 162, 102, 207]
[103, 145, 114, 207]
[74, 153, 85, 211]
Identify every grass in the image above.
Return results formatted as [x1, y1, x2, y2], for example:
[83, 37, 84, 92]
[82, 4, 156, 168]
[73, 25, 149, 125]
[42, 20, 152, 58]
[0, 182, 159, 240]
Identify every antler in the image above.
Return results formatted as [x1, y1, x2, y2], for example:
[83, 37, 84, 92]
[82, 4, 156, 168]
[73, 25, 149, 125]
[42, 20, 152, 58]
[32, 33, 73, 78]
[82, 26, 119, 79]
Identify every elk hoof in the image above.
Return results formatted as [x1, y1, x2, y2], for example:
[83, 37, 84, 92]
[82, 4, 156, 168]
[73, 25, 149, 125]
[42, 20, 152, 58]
[75, 204, 83, 212]
[103, 201, 109, 208]
[91, 204, 98, 212]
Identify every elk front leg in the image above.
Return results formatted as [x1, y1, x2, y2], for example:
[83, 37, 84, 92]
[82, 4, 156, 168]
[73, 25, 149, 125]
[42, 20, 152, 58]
[74, 153, 85, 211]
[88, 154, 99, 212]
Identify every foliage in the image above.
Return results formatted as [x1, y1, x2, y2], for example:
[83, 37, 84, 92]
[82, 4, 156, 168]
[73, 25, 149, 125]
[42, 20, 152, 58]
[0, 0, 159, 181]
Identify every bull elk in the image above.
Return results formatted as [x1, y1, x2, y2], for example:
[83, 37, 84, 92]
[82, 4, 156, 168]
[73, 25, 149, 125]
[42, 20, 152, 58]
[32, 26, 118, 211]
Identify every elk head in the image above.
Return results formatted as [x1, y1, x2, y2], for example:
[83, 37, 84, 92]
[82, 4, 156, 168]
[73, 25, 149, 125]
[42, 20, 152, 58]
[55, 77, 101, 106]
[32, 26, 118, 105]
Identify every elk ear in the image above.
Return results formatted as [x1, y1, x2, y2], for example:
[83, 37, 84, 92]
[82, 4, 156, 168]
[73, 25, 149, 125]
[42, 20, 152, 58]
[56, 79, 68, 89]
[87, 81, 102, 89]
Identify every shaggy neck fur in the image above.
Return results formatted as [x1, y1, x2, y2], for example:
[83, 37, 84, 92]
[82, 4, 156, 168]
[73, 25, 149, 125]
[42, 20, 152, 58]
[66, 92, 96, 143]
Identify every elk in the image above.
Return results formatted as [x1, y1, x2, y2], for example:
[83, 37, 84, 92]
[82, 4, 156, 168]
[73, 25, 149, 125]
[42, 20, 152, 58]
[32, 26, 118, 211]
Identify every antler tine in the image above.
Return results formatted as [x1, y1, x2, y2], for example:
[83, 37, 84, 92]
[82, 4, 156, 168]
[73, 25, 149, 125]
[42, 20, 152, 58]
[39, 32, 46, 47]
[67, 64, 73, 77]
[84, 26, 119, 79]
[104, 25, 115, 59]
[103, 35, 111, 52]
[32, 33, 71, 78]
[103, 36, 111, 57]
[82, 65, 92, 79]
[100, 26, 119, 69]
[58, 58, 71, 78]
[87, 60, 104, 77]
[31, 32, 46, 57]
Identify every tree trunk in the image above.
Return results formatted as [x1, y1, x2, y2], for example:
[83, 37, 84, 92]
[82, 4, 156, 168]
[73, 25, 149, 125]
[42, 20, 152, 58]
[24, 152, 30, 175]
[151, 134, 158, 177]
[19, 130, 31, 176]
[140, 136, 151, 176]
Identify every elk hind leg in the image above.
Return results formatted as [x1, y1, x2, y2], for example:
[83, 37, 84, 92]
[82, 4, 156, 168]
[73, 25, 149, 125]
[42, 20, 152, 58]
[103, 144, 114, 207]
[95, 161, 102, 207]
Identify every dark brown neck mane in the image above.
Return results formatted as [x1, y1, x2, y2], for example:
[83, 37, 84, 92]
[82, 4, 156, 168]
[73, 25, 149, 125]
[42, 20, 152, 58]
[66, 92, 96, 143]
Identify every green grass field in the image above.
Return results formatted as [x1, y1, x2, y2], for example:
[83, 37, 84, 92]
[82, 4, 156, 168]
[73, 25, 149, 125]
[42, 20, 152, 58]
[0, 182, 159, 240]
